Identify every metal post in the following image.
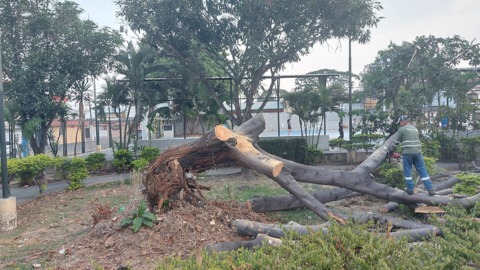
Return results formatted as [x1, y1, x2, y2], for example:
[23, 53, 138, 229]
[182, 86, 186, 139]
[1, 31, 10, 198]
[62, 119, 67, 156]
[348, 38, 353, 139]
[230, 79, 234, 128]
[94, 78, 100, 147]
[277, 78, 280, 137]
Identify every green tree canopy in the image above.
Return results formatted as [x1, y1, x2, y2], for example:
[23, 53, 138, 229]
[116, 0, 382, 125]
[360, 35, 480, 123]
[0, 0, 122, 154]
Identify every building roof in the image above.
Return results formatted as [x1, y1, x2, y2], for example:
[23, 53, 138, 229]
[51, 120, 90, 126]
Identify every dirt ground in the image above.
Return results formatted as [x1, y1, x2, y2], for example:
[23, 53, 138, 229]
[0, 170, 450, 269]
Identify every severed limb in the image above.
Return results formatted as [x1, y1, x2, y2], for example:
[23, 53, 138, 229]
[205, 234, 282, 255]
[246, 188, 362, 213]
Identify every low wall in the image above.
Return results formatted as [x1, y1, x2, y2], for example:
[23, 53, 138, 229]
[137, 134, 330, 151]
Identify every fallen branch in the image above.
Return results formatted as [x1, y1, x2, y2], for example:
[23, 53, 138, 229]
[205, 234, 282, 254]
[381, 202, 398, 213]
[247, 188, 362, 213]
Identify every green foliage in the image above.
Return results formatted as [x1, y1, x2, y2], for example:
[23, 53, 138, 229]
[0, 0, 122, 155]
[140, 146, 160, 162]
[302, 145, 324, 165]
[158, 201, 480, 269]
[377, 162, 405, 188]
[85, 153, 107, 172]
[427, 203, 480, 268]
[460, 136, 480, 162]
[350, 133, 386, 153]
[422, 156, 439, 176]
[421, 138, 441, 159]
[120, 200, 157, 233]
[453, 172, 480, 196]
[159, 220, 415, 269]
[66, 158, 89, 190]
[117, 0, 382, 125]
[13, 155, 53, 186]
[258, 138, 307, 164]
[432, 132, 459, 161]
[53, 157, 88, 190]
[132, 158, 149, 172]
[113, 149, 134, 172]
[329, 138, 347, 153]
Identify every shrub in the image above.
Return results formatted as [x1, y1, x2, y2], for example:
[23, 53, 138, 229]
[460, 136, 480, 163]
[377, 161, 405, 188]
[6, 155, 53, 196]
[328, 138, 346, 153]
[303, 145, 324, 165]
[53, 157, 88, 190]
[433, 132, 459, 161]
[66, 158, 89, 190]
[453, 172, 480, 196]
[85, 153, 107, 172]
[140, 146, 160, 162]
[349, 134, 386, 154]
[258, 138, 307, 163]
[113, 149, 134, 172]
[421, 138, 441, 159]
[132, 158, 149, 172]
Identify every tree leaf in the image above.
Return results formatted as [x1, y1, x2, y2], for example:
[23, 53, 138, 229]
[133, 217, 143, 233]
[142, 212, 157, 221]
[120, 218, 134, 227]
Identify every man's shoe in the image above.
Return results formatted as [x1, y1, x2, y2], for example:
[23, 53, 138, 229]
[404, 189, 414, 195]
[428, 189, 436, 196]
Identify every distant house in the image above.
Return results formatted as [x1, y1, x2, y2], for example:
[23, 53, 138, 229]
[51, 120, 91, 144]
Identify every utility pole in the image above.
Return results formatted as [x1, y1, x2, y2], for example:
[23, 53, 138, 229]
[0, 30, 17, 232]
[348, 37, 353, 139]
[94, 78, 100, 151]
[0, 31, 8, 198]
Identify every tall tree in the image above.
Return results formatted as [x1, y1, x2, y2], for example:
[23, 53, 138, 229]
[99, 76, 130, 149]
[116, 0, 382, 125]
[360, 35, 480, 120]
[72, 79, 91, 156]
[0, 0, 122, 154]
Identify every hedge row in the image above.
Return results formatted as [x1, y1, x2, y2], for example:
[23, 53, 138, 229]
[258, 138, 306, 163]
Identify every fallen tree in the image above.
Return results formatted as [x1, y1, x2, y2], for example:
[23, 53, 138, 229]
[143, 114, 479, 252]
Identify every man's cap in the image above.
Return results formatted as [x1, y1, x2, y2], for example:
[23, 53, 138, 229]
[396, 115, 408, 124]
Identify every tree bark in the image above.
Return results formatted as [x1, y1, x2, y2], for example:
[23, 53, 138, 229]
[381, 202, 398, 213]
[247, 188, 362, 213]
[205, 234, 282, 255]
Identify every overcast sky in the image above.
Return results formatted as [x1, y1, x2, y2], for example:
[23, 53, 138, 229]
[77, 0, 480, 91]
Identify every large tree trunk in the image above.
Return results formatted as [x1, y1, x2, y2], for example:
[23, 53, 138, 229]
[145, 114, 480, 222]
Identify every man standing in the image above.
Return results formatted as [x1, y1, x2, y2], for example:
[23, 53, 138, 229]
[338, 118, 344, 139]
[390, 115, 435, 196]
[287, 119, 292, 136]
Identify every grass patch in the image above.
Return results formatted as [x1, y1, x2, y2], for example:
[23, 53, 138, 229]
[83, 181, 125, 190]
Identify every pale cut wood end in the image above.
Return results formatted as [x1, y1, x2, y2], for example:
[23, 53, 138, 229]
[215, 125, 232, 141]
[272, 162, 283, 177]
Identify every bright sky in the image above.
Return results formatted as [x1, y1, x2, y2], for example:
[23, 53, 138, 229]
[76, 0, 480, 91]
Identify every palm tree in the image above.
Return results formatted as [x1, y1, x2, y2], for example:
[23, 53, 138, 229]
[100, 76, 130, 149]
[284, 87, 321, 144]
[115, 42, 158, 144]
[72, 79, 92, 156]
